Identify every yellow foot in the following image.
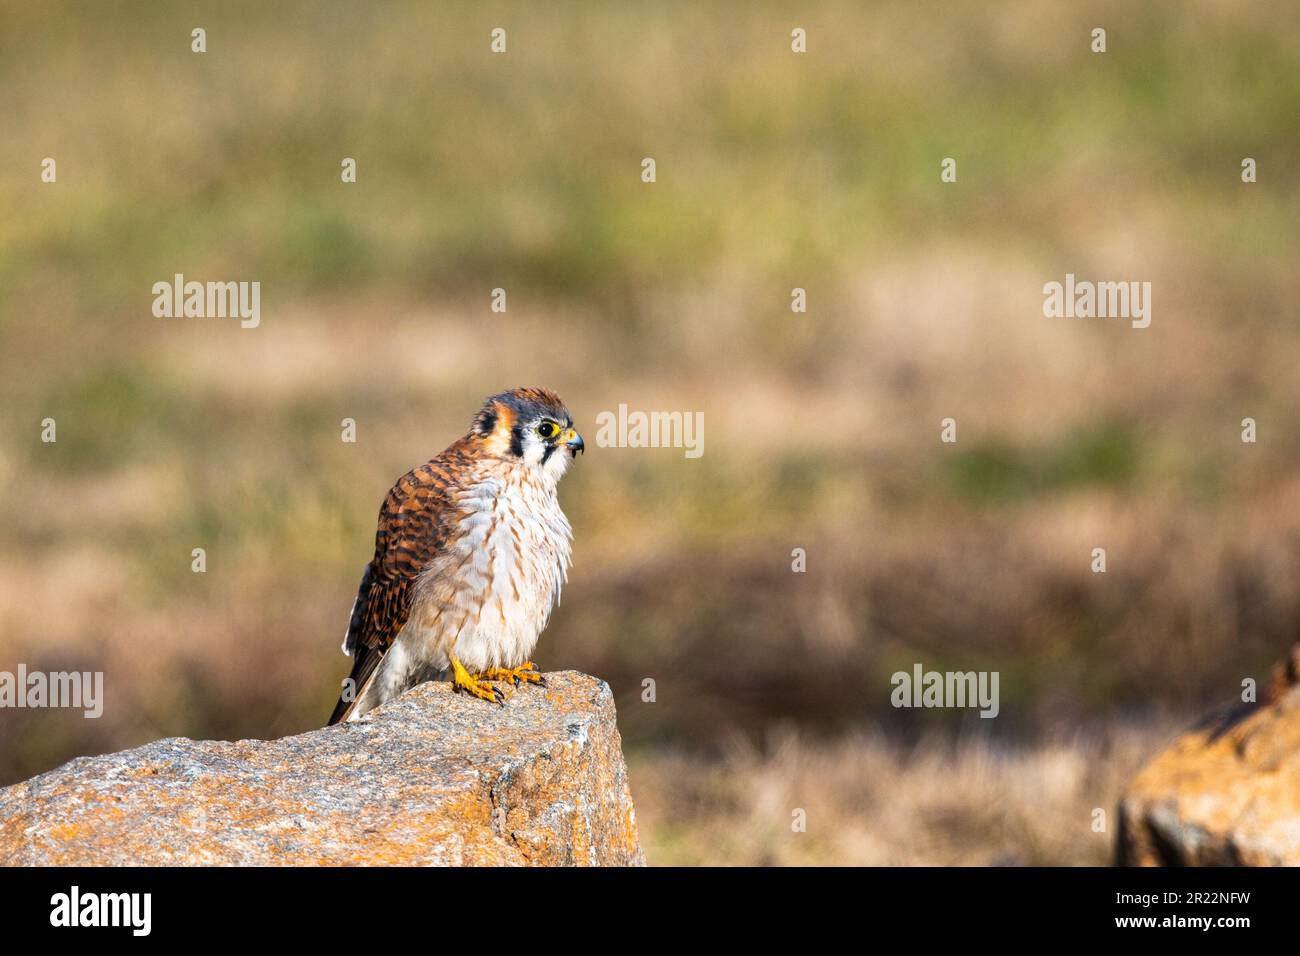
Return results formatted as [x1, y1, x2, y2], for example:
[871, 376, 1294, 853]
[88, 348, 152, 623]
[480, 661, 546, 688]
[451, 656, 504, 705]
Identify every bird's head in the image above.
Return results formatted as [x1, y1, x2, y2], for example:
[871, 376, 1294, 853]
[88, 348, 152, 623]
[470, 387, 584, 481]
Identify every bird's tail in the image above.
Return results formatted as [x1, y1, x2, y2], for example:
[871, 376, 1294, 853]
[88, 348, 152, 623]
[327, 693, 355, 726]
[327, 657, 381, 726]
[329, 564, 376, 726]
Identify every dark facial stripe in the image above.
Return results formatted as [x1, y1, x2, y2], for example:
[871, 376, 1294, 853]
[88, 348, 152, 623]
[541, 442, 558, 465]
[478, 411, 497, 435]
[509, 423, 524, 457]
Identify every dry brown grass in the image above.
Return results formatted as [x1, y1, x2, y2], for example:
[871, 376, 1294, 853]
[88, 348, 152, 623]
[630, 723, 1176, 866]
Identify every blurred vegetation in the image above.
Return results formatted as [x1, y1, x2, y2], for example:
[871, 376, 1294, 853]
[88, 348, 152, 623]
[1, 1, 1299, 863]
[944, 422, 1141, 504]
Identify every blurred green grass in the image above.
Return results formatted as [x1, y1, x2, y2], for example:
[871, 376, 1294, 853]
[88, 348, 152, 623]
[944, 422, 1142, 504]
[3, 2, 1297, 318]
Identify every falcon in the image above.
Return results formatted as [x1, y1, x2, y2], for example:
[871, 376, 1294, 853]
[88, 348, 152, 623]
[328, 387, 584, 725]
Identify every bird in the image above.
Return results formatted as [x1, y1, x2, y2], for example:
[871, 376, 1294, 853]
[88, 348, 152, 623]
[328, 387, 584, 725]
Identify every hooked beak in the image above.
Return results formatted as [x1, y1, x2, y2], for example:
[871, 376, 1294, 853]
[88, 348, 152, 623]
[563, 428, 584, 456]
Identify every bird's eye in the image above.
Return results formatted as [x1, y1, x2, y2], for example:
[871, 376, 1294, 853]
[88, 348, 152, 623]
[537, 421, 558, 439]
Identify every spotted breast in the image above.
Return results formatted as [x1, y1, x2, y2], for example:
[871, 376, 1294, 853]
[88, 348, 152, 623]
[360, 461, 573, 715]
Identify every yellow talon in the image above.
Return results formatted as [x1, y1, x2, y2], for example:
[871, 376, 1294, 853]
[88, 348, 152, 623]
[451, 656, 504, 704]
[480, 661, 546, 687]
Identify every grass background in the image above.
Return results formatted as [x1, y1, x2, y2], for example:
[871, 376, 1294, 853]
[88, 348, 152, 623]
[2, 0, 1299, 864]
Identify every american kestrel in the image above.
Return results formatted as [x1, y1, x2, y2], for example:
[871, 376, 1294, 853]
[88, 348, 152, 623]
[328, 387, 584, 724]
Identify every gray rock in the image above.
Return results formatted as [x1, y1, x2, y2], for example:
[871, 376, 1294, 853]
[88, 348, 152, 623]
[0, 671, 644, 866]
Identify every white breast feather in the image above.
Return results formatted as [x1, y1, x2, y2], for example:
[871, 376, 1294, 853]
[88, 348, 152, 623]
[407, 469, 572, 675]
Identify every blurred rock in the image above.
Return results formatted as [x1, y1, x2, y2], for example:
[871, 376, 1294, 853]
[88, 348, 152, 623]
[1117, 644, 1300, 866]
[0, 671, 643, 866]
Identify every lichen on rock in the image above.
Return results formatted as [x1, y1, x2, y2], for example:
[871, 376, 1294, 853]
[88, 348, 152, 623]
[1117, 644, 1300, 866]
[0, 671, 644, 866]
